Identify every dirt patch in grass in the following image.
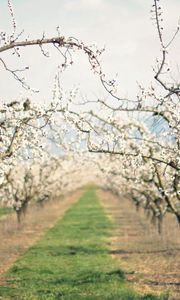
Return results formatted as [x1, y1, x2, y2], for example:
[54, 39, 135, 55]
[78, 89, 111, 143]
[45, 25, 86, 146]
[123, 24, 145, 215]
[98, 190, 180, 300]
[0, 189, 83, 280]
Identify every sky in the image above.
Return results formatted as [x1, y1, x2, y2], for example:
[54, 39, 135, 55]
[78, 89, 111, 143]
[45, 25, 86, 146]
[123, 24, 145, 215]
[0, 0, 180, 103]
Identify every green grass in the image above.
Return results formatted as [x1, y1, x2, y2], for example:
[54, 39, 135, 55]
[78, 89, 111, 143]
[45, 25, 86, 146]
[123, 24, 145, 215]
[0, 207, 13, 219]
[0, 188, 167, 300]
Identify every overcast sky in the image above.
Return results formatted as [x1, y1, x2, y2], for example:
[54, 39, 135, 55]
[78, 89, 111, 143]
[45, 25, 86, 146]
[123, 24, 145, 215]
[0, 0, 180, 103]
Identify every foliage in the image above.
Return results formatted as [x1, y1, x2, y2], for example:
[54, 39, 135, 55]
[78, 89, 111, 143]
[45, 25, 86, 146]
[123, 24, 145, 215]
[0, 0, 179, 231]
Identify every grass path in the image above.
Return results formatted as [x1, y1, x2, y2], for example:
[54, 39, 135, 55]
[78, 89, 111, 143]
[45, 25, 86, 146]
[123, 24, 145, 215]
[0, 208, 13, 219]
[0, 188, 165, 300]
